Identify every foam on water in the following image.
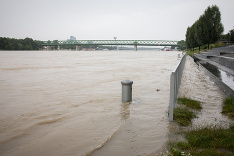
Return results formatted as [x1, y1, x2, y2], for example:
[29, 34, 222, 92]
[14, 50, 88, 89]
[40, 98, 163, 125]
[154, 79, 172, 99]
[178, 56, 233, 128]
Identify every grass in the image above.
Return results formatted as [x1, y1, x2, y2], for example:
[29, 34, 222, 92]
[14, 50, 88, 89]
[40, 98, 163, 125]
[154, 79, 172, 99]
[186, 42, 226, 56]
[168, 96, 234, 156]
[178, 98, 202, 110]
[169, 126, 234, 156]
[222, 96, 234, 119]
[172, 98, 201, 126]
[173, 107, 196, 126]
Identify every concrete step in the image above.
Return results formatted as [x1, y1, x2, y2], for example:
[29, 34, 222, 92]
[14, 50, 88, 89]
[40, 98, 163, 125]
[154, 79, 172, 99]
[220, 52, 234, 58]
[212, 45, 234, 52]
[200, 51, 220, 56]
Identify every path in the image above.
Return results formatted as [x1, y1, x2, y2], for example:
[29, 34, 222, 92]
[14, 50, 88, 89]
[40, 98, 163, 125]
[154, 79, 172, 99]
[178, 56, 232, 128]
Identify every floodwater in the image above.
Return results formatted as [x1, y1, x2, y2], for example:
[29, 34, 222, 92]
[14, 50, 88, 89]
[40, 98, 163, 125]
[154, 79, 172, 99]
[0, 50, 182, 156]
[220, 69, 234, 91]
[199, 62, 234, 91]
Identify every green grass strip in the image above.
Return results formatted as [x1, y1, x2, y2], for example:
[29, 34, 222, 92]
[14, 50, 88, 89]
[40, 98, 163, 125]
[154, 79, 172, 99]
[169, 126, 234, 156]
[173, 107, 196, 126]
[178, 98, 202, 110]
[222, 96, 234, 118]
[186, 126, 234, 150]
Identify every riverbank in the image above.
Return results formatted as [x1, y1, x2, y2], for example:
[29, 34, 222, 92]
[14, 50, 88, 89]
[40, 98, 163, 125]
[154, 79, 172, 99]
[166, 55, 234, 155]
[178, 56, 232, 127]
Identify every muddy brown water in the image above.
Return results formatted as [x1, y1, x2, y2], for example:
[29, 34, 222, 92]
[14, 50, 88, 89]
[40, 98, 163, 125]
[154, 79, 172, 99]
[0, 50, 182, 156]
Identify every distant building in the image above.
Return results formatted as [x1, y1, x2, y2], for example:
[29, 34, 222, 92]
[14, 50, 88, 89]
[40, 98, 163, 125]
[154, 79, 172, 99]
[68, 36, 76, 40]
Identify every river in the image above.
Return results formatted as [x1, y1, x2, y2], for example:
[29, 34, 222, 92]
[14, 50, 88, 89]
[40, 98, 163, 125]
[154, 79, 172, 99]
[0, 50, 182, 156]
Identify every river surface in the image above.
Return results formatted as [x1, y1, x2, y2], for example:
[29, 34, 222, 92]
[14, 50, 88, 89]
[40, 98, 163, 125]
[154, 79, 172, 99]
[0, 50, 182, 156]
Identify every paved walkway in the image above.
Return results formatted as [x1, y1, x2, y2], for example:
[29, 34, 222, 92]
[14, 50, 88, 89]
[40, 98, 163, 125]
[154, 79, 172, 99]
[178, 56, 233, 128]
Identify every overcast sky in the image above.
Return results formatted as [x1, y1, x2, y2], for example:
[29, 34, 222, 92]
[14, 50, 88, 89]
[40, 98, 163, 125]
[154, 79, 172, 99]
[0, 0, 233, 41]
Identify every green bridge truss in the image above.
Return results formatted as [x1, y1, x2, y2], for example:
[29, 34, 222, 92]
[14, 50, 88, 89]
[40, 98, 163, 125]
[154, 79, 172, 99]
[40, 40, 180, 47]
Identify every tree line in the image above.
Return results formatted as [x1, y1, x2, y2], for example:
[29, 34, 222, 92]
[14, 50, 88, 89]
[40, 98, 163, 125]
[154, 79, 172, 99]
[0, 37, 118, 51]
[186, 5, 224, 51]
[0, 37, 40, 50]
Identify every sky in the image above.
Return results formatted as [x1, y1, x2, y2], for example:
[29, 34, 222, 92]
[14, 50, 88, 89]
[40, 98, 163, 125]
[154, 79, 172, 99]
[0, 0, 233, 41]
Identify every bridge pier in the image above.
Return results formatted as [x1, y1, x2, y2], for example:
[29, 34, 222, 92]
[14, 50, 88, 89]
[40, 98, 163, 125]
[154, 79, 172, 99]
[134, 45, 137, 51]
[47, 46, 52, 50]
[76, 45, 81, 51]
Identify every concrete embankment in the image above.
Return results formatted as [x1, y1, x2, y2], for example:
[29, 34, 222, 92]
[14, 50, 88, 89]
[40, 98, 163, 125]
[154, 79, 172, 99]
[178, 56, 232, 127]
[193, 45, 234, 97]
[168, 54, 233, 151]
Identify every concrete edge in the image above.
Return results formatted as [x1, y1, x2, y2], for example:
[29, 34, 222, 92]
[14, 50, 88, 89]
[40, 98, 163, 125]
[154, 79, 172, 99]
[195, 60, 234, 98]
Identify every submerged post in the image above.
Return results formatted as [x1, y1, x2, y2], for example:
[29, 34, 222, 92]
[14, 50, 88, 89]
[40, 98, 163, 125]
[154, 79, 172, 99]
[121, 79, 133, 102]
[169, 72, 175, 121]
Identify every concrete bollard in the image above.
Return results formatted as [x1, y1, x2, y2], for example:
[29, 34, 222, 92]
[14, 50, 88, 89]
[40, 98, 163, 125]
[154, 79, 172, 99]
[121, 79, 133, 102]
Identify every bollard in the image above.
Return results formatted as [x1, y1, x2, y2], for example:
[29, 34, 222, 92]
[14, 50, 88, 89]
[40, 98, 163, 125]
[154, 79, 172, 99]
[178, 54, 181, 58]
[121, 79, 133, 102]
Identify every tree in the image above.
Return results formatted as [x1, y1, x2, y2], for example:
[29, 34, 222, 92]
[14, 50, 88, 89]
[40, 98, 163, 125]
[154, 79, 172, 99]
[202, 5, 224, 49]
[186, 27, 191, 49]
[186, 24, 198, 51]
[185, 5, 224, 50]
[230, 30, 234, 42]
[177, 40, 186, 50]
[0, 37, 40, 50]
[195, 17, 205, 51]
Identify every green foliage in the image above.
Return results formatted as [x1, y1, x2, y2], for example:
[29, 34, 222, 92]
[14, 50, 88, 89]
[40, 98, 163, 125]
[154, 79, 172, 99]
[173, 107, 196, 126]
[186, 26, 198, 50]
[176, 142, 191, 150]
[186, 5, 224, 50]
[177, 40, 186, 50]
[222, 96, 234, 118]
[186, 126, 234, 153]
[214, 42, 225, 48]
[186, 42, 225, 55]
[169, 95, 234, 156]
[231, 30, 234, 42]
[209, 6, 223, 45]
[178, 98, 202, 110]
[169, 126, 234, 156]
[173, 98, 201, 126]
[186, 49, 199, 55]
[222, 30, 234, 42]
[0, 37, 40, 50]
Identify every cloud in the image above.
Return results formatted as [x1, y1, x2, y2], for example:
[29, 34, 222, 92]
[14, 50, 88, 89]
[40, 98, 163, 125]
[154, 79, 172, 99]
[0, 0, 233, 40]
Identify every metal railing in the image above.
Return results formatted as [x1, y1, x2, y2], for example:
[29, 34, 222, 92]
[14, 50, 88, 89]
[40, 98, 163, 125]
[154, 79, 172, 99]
[40, 40, 179, 46]
[169, 54, 187, 121]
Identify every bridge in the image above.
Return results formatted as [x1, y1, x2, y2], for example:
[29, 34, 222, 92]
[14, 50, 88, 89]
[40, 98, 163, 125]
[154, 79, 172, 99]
[40, 40, 180, 51]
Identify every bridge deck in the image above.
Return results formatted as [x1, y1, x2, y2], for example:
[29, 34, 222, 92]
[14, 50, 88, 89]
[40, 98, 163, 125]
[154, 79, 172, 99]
[41, 40, 179, 46]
